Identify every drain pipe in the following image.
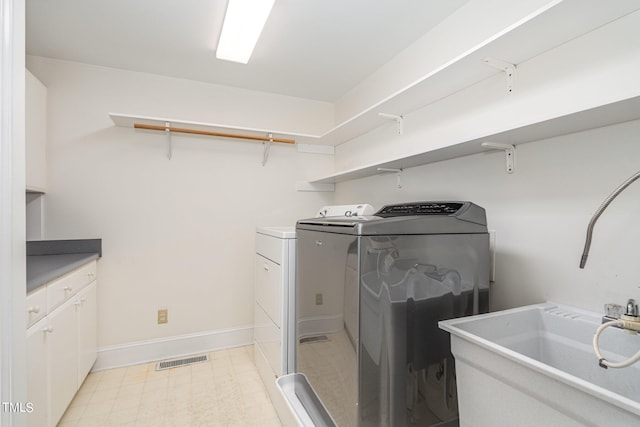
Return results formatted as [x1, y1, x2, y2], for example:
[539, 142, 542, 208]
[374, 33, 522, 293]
[580, 170, 640, 268]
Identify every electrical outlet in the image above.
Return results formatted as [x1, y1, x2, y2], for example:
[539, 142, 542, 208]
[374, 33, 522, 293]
[157, 308, 168, 324]
[315, 293, 323, 305]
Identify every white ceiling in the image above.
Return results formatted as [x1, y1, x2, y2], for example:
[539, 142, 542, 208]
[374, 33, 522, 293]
[26, 0, 467, 103]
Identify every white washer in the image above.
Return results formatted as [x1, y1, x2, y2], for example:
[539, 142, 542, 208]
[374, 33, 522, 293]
[254, 226, 298, 426]
[254, 226, 296, 376]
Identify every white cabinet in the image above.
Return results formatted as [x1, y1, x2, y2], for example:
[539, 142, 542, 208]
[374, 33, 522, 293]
[26, 260, 98, 427]
[25, 69, 47, 192]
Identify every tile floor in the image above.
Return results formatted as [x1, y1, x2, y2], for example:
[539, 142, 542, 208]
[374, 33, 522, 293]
[57, 345, 283, 427]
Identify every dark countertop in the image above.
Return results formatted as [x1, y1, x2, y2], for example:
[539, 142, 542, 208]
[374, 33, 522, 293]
[27, 253, 99, 293]
[26, 239, 102, 294]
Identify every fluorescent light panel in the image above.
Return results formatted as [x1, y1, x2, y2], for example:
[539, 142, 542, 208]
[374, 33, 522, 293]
[216, 0, 275, 64]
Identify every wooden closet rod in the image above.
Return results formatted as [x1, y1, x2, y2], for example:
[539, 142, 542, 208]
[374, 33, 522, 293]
[134, 123, 296, 144]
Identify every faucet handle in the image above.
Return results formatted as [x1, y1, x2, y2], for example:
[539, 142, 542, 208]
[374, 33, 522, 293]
[626, 299, 638, 316]
[604, 303, 626, 319]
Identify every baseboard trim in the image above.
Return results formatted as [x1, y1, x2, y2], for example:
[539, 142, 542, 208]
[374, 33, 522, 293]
[93, 325, 254, 371]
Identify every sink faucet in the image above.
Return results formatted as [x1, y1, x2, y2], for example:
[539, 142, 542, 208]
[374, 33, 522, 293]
[580, 170, 640, 268]
[595, 297, 640, 369]
[602, 298, 639, 326]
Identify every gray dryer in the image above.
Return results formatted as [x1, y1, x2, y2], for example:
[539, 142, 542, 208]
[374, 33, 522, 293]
[295, 201, 490, 427]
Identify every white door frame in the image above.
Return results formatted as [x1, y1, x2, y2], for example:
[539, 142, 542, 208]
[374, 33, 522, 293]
[1, 0, 27, 425]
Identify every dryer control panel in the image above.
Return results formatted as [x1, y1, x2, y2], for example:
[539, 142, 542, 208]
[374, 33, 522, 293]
[375, 202, 464, 217]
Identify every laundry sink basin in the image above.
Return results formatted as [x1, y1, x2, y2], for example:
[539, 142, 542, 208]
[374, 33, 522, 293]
[439, 302, 640, 427]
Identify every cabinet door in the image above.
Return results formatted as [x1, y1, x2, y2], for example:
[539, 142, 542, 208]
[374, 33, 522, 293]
[26, 320, 49, 427]
[47, 300, 78, 426]
[76, 281, 97, 385]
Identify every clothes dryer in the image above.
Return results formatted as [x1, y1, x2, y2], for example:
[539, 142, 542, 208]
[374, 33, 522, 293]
[295, 202, 490, 427]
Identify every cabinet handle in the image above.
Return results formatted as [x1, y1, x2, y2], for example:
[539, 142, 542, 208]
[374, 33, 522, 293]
[27, 306, 40, 314]
[315, 240, 323, 246]
[43, 327, 53, 334]
[63, 286, 73, 292]
[74, 301, 82, 307]
[263, 264, 269, 272]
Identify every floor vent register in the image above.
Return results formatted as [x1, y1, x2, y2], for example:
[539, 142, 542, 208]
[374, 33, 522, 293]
[155, 354, 209, 371]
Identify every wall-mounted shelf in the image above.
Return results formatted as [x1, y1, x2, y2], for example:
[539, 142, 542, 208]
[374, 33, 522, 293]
[309, 96, 640, 185]
[111, 0, 639, 152]
[307, 0, 640, 146]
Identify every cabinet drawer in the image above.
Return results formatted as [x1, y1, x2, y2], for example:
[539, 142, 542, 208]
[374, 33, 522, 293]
[256, 232, 284, 264]
[255, 254, 282, 328]
[47, 261, 97, 312]
[26, 287, 47, 327]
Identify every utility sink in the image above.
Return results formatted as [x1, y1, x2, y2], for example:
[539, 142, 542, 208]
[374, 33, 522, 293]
[439, 302, 640, 427]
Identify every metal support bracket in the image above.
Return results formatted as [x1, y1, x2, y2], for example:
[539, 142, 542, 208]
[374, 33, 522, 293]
[481, 142, 515, 173]
[262, 133, 273, 166]
[377, 167, 403, 188]
[165, 121, 172, 160]
[483, 58, 516, 94]
[378, 113, 404, 135]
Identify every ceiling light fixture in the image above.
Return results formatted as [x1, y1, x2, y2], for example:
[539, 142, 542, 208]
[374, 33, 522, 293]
[216, 0, 275, 64]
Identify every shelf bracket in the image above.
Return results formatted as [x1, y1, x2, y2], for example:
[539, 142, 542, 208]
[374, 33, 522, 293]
[483, 58, 516, 94]
[481, 142, 515, 174]
[262, 133, 273, 166]
[165, 122, 172, 160]
[378, 113, 404, 135]
[377, 167, 403, 188]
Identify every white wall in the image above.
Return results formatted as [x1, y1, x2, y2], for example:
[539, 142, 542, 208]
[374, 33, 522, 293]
[25, 57, 334, 362]
[336, 117, 640, 314]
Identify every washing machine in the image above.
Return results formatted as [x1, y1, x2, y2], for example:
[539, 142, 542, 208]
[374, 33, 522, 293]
[295, 201, 490, 427]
